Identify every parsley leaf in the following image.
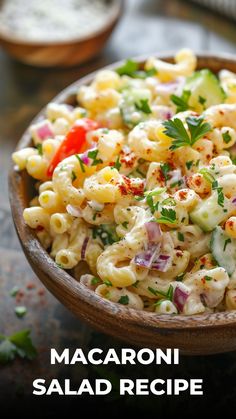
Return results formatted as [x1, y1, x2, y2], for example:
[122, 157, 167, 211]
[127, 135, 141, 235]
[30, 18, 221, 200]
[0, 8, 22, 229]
[212, 180, 224, 207]
[118, 295, 129, 305]
[75, 154, 85, 173]
[88, 149, 103, 166]
[156, 208, 176, 224]
[114, 155, 121, 171]
[104, 279, 113, 287]
[222, 130, 232, 144]
[177, 232, 185, 242]
[198, 95, 206, 106]
[116, 59, 157, 79]
[160, 162, 171, 183]
[135, 99, 152, 114]
[185, 160, 194, 170]
[204, 276, 212, 281]
[92, 225, 119, 246]
[163, 116, 211, 150]
[9, 286, 20, 297]
[91, 277, 100, 285]
[0, 329, 37, 364]
[71, 170, 77, 181]
[149, 285, 174, 301]
[170, 91, 190, 113]
[122, 221, 129, 230]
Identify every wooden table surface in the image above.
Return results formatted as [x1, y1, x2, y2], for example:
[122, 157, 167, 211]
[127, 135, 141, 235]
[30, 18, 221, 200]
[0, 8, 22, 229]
[1, 0, 236, 413]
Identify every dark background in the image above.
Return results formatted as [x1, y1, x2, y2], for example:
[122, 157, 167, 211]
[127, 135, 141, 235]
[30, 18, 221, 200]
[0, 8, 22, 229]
[1, 0, 236, 415]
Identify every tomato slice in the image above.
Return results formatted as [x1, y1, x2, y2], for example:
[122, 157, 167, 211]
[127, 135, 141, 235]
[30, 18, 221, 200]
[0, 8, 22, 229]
[47, 118, 99, 177]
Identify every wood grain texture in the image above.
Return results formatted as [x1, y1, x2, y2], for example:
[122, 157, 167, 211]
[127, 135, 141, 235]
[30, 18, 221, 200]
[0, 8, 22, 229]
[0, 0, 124, 67]
[9, 53, 236, 355]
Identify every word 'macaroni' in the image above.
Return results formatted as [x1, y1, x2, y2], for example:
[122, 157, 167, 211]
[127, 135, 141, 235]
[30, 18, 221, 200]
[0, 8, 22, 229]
[50, 348, 180, 365]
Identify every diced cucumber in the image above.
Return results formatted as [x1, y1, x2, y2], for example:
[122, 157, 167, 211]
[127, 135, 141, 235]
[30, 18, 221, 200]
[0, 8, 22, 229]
[190, 192, 230, 232]
[119, 88, 152, 128]
[183, 69, 225, 112]
[210, 226, 236, 275]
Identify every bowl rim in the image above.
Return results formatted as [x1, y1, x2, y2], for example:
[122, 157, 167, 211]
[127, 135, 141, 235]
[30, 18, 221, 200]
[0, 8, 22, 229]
[9, 51, 236, 331]
[0, 0, 124, 46]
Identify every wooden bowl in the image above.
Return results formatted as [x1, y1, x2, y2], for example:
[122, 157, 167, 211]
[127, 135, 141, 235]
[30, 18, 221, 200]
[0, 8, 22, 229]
[9, 53, 236, 355]
[0, 0, 124, 67]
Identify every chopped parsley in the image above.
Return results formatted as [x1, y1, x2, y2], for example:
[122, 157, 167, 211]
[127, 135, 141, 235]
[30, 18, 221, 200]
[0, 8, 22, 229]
[223, 238, 231, 251]
[122, 221, 129, 230]
[114, 155, 121, 171]
[148, 284, 174, 301]
[88, 149, 103, 166]
[92, 225, 119, 246]
[186, 160, 194, 170]
[75, 154, 85, 173]
[204, 276, 212, 281]
[170, 90, 190, 113]
[0, 329, 37, 364]
[160, 162, 171, 183]
[71, 170, 77, 181]
[156, 208, 176, 224]
[170, 179, 183, 188]
[212, 180, 224, 207]
[91, 277, 100, 285]
[222, 130, 232, 144]
[116, 59, 157, 79]
[132, 280, 140, 288]
[163, 116, 212, 150]
[177, 232, 185, 242]
[118, 295, 129, 305]
[9, 286, 20, 297]
[198, 95, 206, 106]
[104, 279, 113, 287]
[175, 273, 185, 282]
[135, 99, 152, 114]
[14, 306, 27, 318]
[36, 143, 43, 156]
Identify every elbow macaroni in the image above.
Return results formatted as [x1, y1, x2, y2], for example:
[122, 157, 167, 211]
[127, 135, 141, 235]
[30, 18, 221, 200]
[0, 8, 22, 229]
[13, 49, 236, 315]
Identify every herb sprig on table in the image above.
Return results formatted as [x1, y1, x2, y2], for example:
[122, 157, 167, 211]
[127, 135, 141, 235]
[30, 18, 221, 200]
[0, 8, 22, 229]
[0, 329, 37, 364]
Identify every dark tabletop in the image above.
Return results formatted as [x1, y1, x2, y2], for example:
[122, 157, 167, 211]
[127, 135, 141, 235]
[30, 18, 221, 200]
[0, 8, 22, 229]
[1, 0, 236, 414]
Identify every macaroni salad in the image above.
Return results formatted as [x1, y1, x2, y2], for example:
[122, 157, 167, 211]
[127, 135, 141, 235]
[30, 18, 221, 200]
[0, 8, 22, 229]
[13, 49, 236, 315]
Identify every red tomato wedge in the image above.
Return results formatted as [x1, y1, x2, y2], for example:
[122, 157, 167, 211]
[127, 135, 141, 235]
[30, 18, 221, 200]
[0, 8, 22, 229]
[47, 118, 99, 177]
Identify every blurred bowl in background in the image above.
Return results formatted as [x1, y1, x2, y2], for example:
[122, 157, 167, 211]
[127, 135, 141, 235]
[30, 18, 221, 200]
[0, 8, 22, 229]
[0, 0, 124, 67]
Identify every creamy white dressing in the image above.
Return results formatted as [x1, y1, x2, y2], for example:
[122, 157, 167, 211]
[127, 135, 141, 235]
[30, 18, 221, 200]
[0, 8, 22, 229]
[0, 0, 116, 42]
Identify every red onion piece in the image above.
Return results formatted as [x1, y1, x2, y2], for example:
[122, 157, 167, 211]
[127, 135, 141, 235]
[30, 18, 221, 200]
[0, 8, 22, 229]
[37, 121, 54, 140]
[232, 197, 236, 205]
[66, 204, 82, 217]
[144, 222, 162, 243]
[80, 153, 90, 165]
[151, 254, 171, 272]
[81, 237, 89, 260]
[133, 244, 160, 269]
[173, 285, 189, 312]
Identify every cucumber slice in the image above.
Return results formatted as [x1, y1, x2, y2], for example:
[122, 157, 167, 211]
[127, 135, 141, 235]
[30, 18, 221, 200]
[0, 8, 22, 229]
[119, 88, 152, 128]
[184, 69, 225, 112]
[190, 192, 230, 232]
[210, 226, 236, 275]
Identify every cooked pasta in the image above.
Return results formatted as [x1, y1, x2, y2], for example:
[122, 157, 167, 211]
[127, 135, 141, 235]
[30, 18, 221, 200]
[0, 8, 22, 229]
[13, 49, 236, 315]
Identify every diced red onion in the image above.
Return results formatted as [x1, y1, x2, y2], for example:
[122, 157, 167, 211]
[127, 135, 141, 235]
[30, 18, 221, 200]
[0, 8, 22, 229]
[173, 285, 189, 312]
[80, 153, 90, 165]
[151, 254, 171, 272]
[133, 244, 160, 269]
[37, 121, 54, 140]
[144, 222, 162, 243]
[232, 197, 236, 205]
[66, 204, 82, 217]
[81, 237, 89, 260]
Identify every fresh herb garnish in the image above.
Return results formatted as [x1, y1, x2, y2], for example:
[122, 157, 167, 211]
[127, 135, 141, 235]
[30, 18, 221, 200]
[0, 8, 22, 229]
[135, 99, 152, 114]
[15, 306, 27, 318]
[92, 225, 119, 246]
[177, 232, 185, 242]
[122, 221, 129, 230]
[71, 170, 77, 181]
[56, 262, 63, 269]
[163, 116, 211, 150]
[132, 280, 140, 288]
[223, 238, 231, 251]
[114, 155, 121, 171]
[88, 149, 103, 166]
[75, 154, 85, 173]
[91, 277, 100, 285]
[160, 162, 171, 183]
[161, 197, 176, 206]
[104, 279, 113, 287]
[170, 91, 190, 113]
[36, 143, 43, 156]
[170, 179, 183, 188]
[149, 284, 174, 301]
[186, 160, 194, 170]
[198, 95, 206, 106]
[116, 59, 157, 79]
[212, 180, 224, 207]
[9, 286, 20, 297]
[222, 130, 232, 144]
[156, 208, 176, 224]
[204, 276, 212, 281]
[0, 329, 37, 364]
[118, 295, 129, 305]
[176, 273, 185, 282]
